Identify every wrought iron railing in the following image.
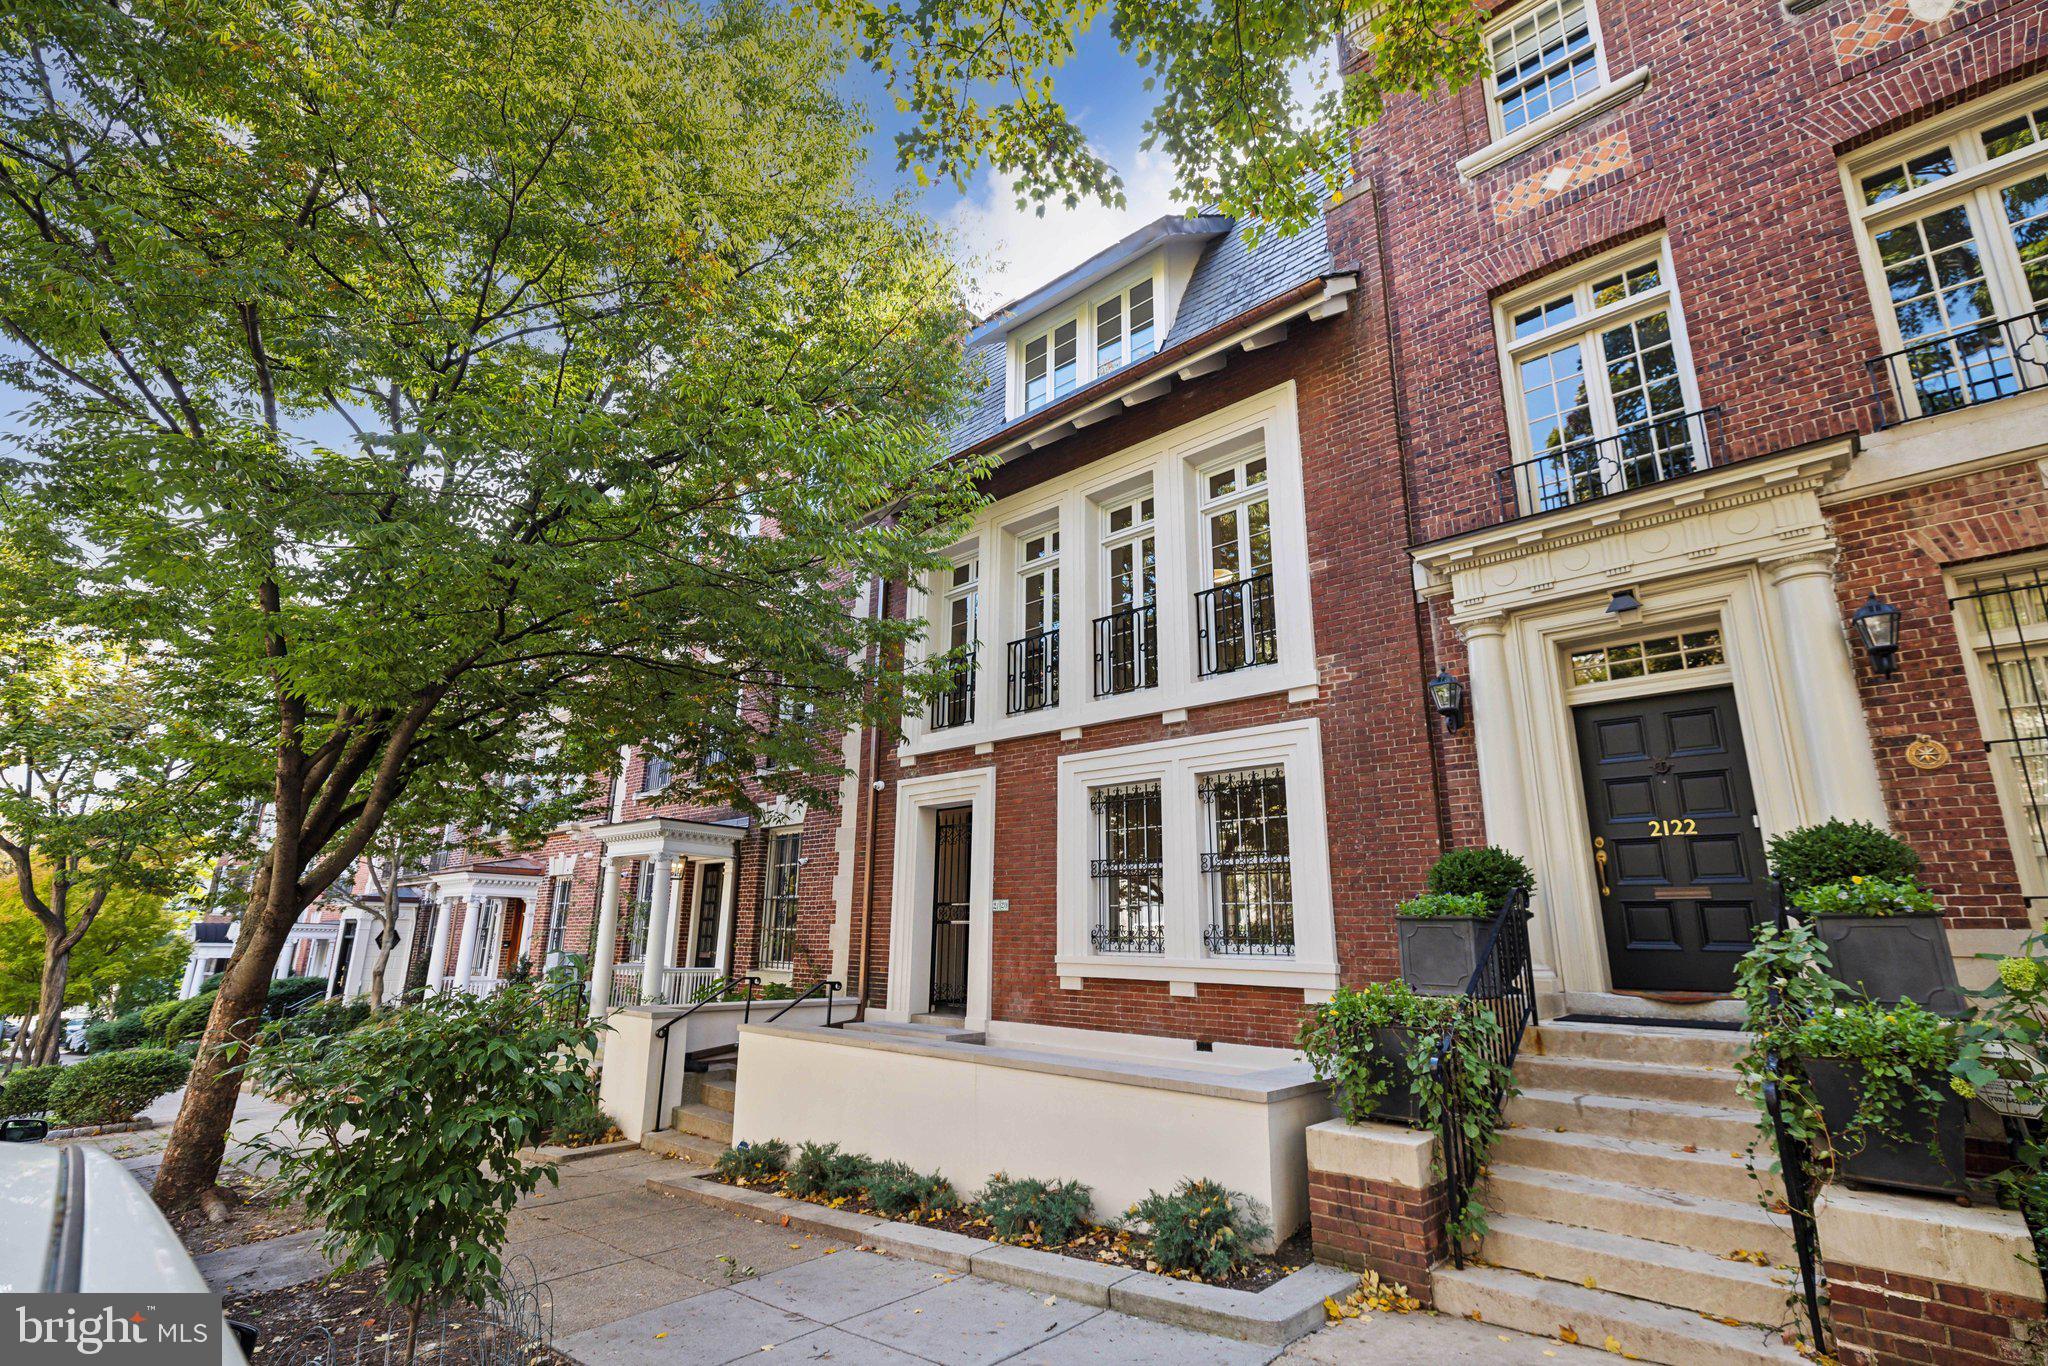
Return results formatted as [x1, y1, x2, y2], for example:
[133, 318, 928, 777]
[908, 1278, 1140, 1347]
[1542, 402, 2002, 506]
[1198, 849, 1295, 956]
[1194, 573, 1276, 678]
[1760, 883, 1830, 1352]
[1427, 887, 1538, 1267]
[1869, 310, 2048, 427]
[767, 978, 844, 1025]
[1006, 629, 1059, 714]
[651, 974, 755, 1135]
[928, 648, 976, 730]
[1495, 407, 1722, 520]
[1093, 604, 1157, 696]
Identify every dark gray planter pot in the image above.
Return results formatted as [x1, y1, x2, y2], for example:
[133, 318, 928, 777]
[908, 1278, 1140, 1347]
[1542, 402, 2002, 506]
[1397, 916, 1489, 996]
[1805, 1059, 1968, 1197]
[1342, 1026, 1424, 1126]
[1811, 912, 1965, 1015]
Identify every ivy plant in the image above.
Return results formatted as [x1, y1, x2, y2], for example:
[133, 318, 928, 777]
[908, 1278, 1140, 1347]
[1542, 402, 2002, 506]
[1395, 892, 1490, 920]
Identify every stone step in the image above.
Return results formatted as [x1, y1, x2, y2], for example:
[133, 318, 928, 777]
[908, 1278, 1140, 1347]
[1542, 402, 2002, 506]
[842, 1019, 986, 1044]
[699, 1070, 737, 1114]
[667, 1101, 734, 1144]
[1477, 1213, 1798, 1327]
[1516, 1052, 1746, 1108]
[1482, 1165, 1797, 1265]
[1489, 1127, 1780, 1205]
[1504, 1088, 1759, 1151]
[1433, 1264, 1809, 1365]
[641, 1129, 725, 1168]
[1529, 1021, 1747, 1070]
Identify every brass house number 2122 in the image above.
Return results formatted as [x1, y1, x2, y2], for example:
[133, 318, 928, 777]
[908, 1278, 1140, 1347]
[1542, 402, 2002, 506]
[1647, 818, 1699, 837]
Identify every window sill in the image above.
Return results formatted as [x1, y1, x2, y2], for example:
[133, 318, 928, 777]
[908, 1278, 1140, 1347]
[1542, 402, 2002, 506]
[1054, 956, 1339, 992]
[1456, 66, 1654, 181]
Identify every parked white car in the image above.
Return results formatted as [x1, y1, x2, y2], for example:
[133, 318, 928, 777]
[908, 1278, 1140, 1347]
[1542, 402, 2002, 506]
[0, 1142, 250, 1363]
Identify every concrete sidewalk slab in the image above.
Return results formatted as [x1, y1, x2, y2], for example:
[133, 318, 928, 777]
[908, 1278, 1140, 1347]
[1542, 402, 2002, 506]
[732, 1250, 959, 1323]
[1006, 1310, 1280, 1364]
[556, 1292, 815, 1366]
[835, 1274, 1101, 1366]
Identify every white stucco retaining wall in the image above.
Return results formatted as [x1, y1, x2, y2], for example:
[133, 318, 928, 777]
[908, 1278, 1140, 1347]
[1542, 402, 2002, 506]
[730, 1023, 1332, 1249]
[599, 998, 856, 1142]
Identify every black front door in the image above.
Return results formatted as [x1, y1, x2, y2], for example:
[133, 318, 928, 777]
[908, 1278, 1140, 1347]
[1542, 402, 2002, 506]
[928, 806, 972, 1015]
[1573, 685, 1769, 994]
[692, 864, 724, 969]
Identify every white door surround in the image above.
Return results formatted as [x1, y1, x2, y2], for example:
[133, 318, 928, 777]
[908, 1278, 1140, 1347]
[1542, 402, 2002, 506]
[883, 768, 997, 1029]
[1415, 441, 1887, 1000]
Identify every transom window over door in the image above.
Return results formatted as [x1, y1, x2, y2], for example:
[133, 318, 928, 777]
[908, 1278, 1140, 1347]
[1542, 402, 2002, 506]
[1197, 454, 1277, 676]
[1096, 493, 1157, 696]
[1200, 767, 1294, 956]
[1846, 84, 2048, 422]
[1498, 244, 1705, 514]
[1487, 0, 1603, 136]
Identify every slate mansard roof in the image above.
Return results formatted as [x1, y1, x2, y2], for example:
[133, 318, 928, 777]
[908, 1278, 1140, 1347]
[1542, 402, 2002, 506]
[948, 208, 1337, 457]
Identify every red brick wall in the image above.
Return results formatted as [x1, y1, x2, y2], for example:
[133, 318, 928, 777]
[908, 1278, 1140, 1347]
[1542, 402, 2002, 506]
[1824, 1258, 2047, 1365]
[1308, 1168, 1449, 1305]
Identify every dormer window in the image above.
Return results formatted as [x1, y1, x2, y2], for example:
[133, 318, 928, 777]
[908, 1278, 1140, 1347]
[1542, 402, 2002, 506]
[1012, 270, 1164, 417]
[1094, 280, 1157, 376]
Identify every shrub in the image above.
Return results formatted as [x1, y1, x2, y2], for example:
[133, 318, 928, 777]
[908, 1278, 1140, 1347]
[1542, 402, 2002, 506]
[160, 991, 217, 1046]
[1767, 819, 1919, 896]
[544, 1098, 618, 1147]
[784, 1141, 872, 1201]
[0, 1063, 63, 1116]
[270, 998, 372, 1042]
[714, 1139, 791, 1182]
[978, 1173, 1094, 1246]
[864, 1161, 960, 1219]
[1396, 891, 1489, 920]
[46, 1048, 190, 1126]
[1425, 846, 1535, 911]
[1791, 877, 1938, 918]
[266, 976, 329, 1018]
[1129, 1178, 1270, 1280]
[138, 998, 185, 1042]
[84, 1011, 153, 1054]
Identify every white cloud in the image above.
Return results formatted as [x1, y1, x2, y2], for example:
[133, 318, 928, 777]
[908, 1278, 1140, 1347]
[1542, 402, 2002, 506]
[944, 148, 1182, 317]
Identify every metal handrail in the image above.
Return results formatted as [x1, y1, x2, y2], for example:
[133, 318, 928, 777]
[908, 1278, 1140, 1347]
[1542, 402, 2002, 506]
[1494, 407, 1722, 521]
[1426, 886, 1538, 1267]
[1761, 883, 1829, 1352]
[767, 978, 843, 1026]
[1868, 310, 2048, 428]
[650, 975, 757, 1135]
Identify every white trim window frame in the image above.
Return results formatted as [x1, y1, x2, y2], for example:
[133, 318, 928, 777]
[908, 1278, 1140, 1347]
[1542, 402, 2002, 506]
[1010, 526, 1061, 714]
[758, 828, 802, 970]
[1494, 238, 1704, 516]
[1483, 0, 1608, 141]
[1017, 527, 1060, 636]
[1054, 718, 1336, 989]
[1949, 554, 2048, 903]
[1840, 79, 2048, 423]
[1010, 265, 1164, 419]
[547, 878, 572, 954]
[639, 750, 672, 796]
[1195, 448, 1277, 676]
[1098, 489, 1159, 696]
[471, 897, 503, 975]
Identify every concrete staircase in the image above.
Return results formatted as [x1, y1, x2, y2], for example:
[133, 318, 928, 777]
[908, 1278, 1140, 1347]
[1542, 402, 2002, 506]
[1433, 1020, 1810, 1364]
[639, 1067, 736, 1167]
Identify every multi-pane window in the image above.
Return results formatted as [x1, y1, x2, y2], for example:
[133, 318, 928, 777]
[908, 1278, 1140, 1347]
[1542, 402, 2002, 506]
[1096, 493, 1158, 696]
[1849, 88, 2048, 420]
[1487, 0, 1602, 136]
[1568, 629, 1725, 686]
[1954, 562, 2048, 881]
[1092, 279, 1157, 375]
[1200, 768, 1294, 956]
[1010, 530, 1060, 714]
[1197, 455, 1277, 676]
[547, 878, 571, 954]
[1023, 334, 1050, 411]
[1090, 783, 1164, 953]
[1051, 319, 1080, 400]
[1015, 275, 1162, 415]
[470, 897, 503, 976]
[1019, 531, 1060, 635]
[760, 832, 801, 969]
[932, 558, 978, 729]
[641, 753, 672, 793]
[624, 866, 652, 963]
[1500, 248, 1702, 513]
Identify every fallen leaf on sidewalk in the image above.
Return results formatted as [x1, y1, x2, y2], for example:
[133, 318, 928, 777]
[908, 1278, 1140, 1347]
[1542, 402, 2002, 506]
[1559, 1326, 1580, 1344]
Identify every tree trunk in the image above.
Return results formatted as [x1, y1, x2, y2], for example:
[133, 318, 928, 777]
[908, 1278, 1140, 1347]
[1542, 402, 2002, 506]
[151, 875, 299, 1207]
[28, 922, 69, 1066]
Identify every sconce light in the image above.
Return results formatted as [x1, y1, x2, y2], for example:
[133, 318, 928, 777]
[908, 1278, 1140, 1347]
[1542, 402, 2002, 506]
[1851, 592, 1903, 676]
[1606, 587, 1643, 615]
[1427, 670, 1466, 732]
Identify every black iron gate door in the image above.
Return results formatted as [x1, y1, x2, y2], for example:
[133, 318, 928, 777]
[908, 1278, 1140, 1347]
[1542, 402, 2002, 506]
[929, 806, 973, 1014]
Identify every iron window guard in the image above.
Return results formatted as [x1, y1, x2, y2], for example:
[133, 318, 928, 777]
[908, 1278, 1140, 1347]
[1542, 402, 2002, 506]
[1869, 310, 2048, 429]
[1092, 603, 1158, 696]
[928, 647, 977, 730]
[1090, 782, 1164, 953]
[1194, 572, 1277, 679]
[1198, 768, 1294, 956]
[1950, 570, 2048, 871]
[1006, 629, 1060, 714]
[1494, 407, 1722, 520]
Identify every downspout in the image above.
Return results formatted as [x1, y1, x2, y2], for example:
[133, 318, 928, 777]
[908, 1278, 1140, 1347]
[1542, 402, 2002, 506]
[853, 573, 886, 1022]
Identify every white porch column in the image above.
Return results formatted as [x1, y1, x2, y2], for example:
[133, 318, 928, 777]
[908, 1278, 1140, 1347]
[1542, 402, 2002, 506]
[639, 857, 676, 1001]
[1460, 615, 1533, 859]
[1765, 552, 1889, 827]
[589, 856, 625, 1015]
[426, 900, 454, 992]
[450, 897, 485, 990]
[715, 857, 738, 976]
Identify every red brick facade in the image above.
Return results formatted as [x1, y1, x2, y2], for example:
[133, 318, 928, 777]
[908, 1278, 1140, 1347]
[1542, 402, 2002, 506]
[1823, 1258, 2047, 1365]
[1307, 1167, 1449, 1305]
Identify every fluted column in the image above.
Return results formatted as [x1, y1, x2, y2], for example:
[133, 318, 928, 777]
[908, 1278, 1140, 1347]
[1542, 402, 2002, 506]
[589, 857, 625, 1016]
[1765, 552, 1889, 826]
[639, 856, 676, 1001]
[1459, 614, 1533, 859]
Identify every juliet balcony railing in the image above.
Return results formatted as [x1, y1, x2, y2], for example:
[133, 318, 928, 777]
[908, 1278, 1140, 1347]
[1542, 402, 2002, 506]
[1869, 311, 2048, 428]
[1194, 573, 1277, 679]
[928, 648, 976, 730]
[1006, 629, 1059, 714]
[1093, 603, 1157, 697]
[1494, 407, 1723, 521]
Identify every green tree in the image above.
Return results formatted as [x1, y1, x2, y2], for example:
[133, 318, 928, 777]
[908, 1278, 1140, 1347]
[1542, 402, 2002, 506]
[0, 868, 191, 1025]
[0, 0, 981, 1205]
[246, 987, 600, 1365]
[820, 0, 1491, 233]
[0, 640, 209, 1065]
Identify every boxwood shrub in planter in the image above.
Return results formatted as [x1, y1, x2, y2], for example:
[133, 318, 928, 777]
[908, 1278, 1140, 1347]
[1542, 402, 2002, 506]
[1424, 846, 1535, 911]
[1790, 998, 1968, 1196]
[1396, 892, 1492, 996]
[1793, 877, 1964, 1016]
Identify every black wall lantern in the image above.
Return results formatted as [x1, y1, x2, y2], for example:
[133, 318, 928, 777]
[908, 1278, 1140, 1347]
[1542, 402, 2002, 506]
[1851, 592, 1903, 676]
[1427, 670, 1466, 731]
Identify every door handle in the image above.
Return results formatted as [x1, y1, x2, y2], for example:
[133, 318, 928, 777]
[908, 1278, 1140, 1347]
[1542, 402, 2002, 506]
[1593, 836, 1610, 896]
